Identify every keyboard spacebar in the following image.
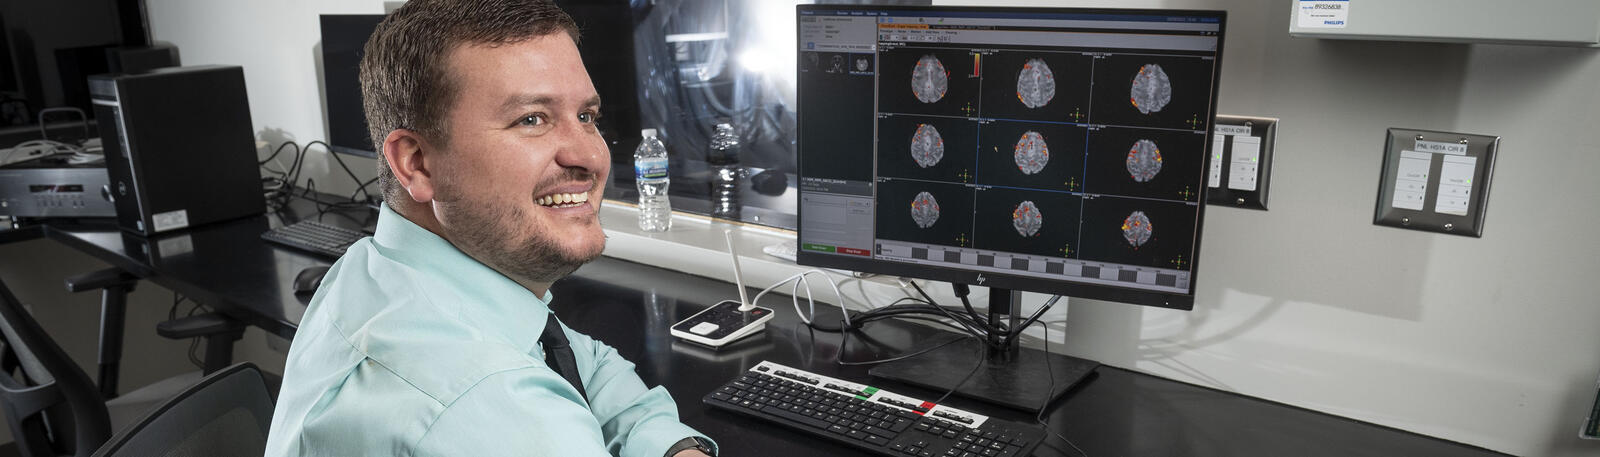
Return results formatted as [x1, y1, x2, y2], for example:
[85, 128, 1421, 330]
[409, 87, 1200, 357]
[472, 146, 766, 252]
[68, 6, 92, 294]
[760, 406, 830, 430]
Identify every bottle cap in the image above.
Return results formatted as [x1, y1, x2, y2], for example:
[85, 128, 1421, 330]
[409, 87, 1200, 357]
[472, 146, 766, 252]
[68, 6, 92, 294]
[640, 128, 657, 138]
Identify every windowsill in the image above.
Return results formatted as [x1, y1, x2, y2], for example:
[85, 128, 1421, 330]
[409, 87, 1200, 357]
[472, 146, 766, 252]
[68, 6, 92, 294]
[596, 200, 1035, 321]
[599, 200, 818, 295]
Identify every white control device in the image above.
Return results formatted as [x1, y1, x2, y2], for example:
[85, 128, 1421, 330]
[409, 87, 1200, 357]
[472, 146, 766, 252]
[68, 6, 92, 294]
[670, 230, 776, 348]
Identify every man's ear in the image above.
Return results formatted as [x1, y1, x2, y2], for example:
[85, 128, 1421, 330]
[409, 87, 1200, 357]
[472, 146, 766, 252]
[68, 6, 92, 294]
[382, 129, 434, 204]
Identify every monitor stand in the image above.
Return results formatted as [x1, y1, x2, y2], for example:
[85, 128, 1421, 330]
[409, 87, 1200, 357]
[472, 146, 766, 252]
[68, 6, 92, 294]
[867, 288, 1100, 412]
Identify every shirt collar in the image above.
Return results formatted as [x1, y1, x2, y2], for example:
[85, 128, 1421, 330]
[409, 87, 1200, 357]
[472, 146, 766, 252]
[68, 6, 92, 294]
[370, 203, 554, 352]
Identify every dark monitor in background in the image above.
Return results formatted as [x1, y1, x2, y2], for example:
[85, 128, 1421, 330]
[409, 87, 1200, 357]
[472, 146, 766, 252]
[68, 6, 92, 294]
[795, 5, 1225, 410]
[318, 14, 385, 159]
[0, 0, 155, 129]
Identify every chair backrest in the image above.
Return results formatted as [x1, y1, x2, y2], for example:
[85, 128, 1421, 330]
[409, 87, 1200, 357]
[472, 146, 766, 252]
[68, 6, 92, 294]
[0, 276, 111, 456]
[91, 362, 274, 457]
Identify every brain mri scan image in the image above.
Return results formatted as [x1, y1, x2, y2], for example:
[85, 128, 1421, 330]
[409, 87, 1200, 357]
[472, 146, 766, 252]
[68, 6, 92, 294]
[1013, 131, 1050, 175]
[1126, 139, 1163, 182]
[911, 54, 950, 103]
[1012, 201, 1043, 237]
[910, 123, 945, 168]
[1015, 58, 1056, 109]
[911, 191, 941, 229]
[1129, 64, 1172, 114]
[1121, 211, 1153, 248]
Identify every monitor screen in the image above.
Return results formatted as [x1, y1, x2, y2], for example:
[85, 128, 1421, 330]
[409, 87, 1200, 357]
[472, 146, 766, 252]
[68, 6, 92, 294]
[795, 6, 1225, 310]
[319, 14, 385, 159]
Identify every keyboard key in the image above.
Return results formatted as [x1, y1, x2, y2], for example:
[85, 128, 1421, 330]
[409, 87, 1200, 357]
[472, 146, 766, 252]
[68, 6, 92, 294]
[704, 363, 1043, 457]
[761, 405, 829, 429]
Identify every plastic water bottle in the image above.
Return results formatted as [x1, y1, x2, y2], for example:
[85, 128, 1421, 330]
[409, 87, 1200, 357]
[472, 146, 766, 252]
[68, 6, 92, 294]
[635, 129, 671, 232]
[707, 122, 742, 219]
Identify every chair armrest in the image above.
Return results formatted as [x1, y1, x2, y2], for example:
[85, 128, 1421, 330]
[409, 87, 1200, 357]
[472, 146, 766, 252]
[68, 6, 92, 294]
[64, 268, 138, 293]
[156, 313, 246, 340]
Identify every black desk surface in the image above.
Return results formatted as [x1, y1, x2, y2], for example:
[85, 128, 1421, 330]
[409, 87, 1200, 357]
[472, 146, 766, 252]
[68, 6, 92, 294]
[6, 206, 1508, 457]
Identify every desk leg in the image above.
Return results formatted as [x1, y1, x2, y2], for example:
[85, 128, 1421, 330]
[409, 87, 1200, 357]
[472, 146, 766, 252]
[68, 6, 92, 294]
[97, 286, 128, 399]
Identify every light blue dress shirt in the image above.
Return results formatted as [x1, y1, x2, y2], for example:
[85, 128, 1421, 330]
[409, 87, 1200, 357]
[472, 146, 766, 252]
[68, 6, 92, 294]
[265, 205, 712, 456]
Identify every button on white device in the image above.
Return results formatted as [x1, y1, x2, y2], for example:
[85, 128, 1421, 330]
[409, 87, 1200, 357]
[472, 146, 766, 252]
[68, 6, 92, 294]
[690, 322, 720, 336]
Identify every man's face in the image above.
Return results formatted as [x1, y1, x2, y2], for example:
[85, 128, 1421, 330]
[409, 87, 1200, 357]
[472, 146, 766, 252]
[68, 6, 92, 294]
[428, 33, 610, 285]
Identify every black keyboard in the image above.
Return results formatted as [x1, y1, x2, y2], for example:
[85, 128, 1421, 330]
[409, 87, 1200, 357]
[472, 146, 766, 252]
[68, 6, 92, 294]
[705, 361, 1044, 457]
[261, 220, 366, 259]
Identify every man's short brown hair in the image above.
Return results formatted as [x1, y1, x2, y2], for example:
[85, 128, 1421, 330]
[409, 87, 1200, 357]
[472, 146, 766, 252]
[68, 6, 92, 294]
[359, 0, 579, 205]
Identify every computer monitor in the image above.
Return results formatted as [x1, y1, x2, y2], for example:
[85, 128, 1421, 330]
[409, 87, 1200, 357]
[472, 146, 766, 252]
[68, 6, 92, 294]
[795, 5, 1225, 410]
[319, 14, 386, 159]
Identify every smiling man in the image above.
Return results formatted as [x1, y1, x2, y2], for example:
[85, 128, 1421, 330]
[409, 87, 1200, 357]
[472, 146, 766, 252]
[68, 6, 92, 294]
[264, 1, 714, 456]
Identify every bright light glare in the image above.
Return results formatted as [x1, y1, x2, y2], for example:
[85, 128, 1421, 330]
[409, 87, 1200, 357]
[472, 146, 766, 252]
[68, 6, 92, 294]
[739, 1, 798, 80]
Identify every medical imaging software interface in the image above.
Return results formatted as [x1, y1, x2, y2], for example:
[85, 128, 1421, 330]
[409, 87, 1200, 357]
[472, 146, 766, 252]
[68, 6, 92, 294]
[798, 9, 1221, 295]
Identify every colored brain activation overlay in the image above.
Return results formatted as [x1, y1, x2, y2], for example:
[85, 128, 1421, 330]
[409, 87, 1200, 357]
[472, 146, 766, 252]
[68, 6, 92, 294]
[910, 191, 941, 229]
[1129, 64, 1172, 114]
[1013, 131, 1049, 175]
[1012, 201, 1043, 237]
[1015, 58, 1056, 109]
[910, 124, 945, 168]
[1126, 139, 1163, 182]
[1121, 211, 1153, 248]
[911, 55, 950, 104]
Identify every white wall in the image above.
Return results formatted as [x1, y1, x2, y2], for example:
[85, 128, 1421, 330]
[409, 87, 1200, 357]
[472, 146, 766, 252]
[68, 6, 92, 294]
[138, 0, 1600, 455]
[949, 1, 1600, 455]
[146, 0, 390, 199]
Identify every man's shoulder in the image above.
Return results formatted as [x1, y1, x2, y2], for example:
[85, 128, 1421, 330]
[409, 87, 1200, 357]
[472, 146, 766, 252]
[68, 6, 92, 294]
[299, 243, 541, 405]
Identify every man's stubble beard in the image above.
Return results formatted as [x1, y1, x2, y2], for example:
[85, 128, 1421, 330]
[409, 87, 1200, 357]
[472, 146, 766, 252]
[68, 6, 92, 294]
[440, 195, 604, 285]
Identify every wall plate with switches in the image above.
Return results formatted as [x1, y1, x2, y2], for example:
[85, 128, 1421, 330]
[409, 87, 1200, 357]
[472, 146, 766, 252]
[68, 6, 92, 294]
[1206, 115, 1277, 210]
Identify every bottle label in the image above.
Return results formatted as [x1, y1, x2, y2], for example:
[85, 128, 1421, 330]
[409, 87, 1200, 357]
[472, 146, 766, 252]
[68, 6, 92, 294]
[636, 157, 668, 180]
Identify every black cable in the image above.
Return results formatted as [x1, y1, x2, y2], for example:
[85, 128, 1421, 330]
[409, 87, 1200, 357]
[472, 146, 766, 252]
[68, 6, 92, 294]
[169, 292, 212, 369]
[808, 295, 991, 338]
[875, 286, 994, 339]
[185, 299, 208, 368]
[286, 142, 309, 189]
[259, 141, 300, 168]
[836, 331, 972, 366]
[169, 292, 184, 321]
[1034, 316, 1088, 457]
[352, 176, 379, 203]
[304, 140, 372, 202]
[947, 283, 1004, 338]
[849, 306, 989, 338]
[1002, 294, 1061, 348]
[932, 339, 987, 405]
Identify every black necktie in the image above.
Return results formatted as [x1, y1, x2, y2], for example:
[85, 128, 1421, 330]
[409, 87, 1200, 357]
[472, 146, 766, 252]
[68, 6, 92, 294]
[539, 313, 588, 403]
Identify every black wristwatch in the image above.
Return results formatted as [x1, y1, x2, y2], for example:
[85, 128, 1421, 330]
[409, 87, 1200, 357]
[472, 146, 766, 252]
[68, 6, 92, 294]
[664, 437, 715, 457]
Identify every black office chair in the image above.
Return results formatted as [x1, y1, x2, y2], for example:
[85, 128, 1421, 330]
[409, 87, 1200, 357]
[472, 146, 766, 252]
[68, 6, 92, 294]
[0, 273, 112, 456]
[90, 362, 274, 457]
[0, 274, 245, 456]
[63, 267, 248, 400]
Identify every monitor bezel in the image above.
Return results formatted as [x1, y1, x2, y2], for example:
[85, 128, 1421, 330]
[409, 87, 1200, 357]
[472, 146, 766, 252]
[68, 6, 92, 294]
[793, 4, 1227, 311]
[318, 14, 386, 160]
